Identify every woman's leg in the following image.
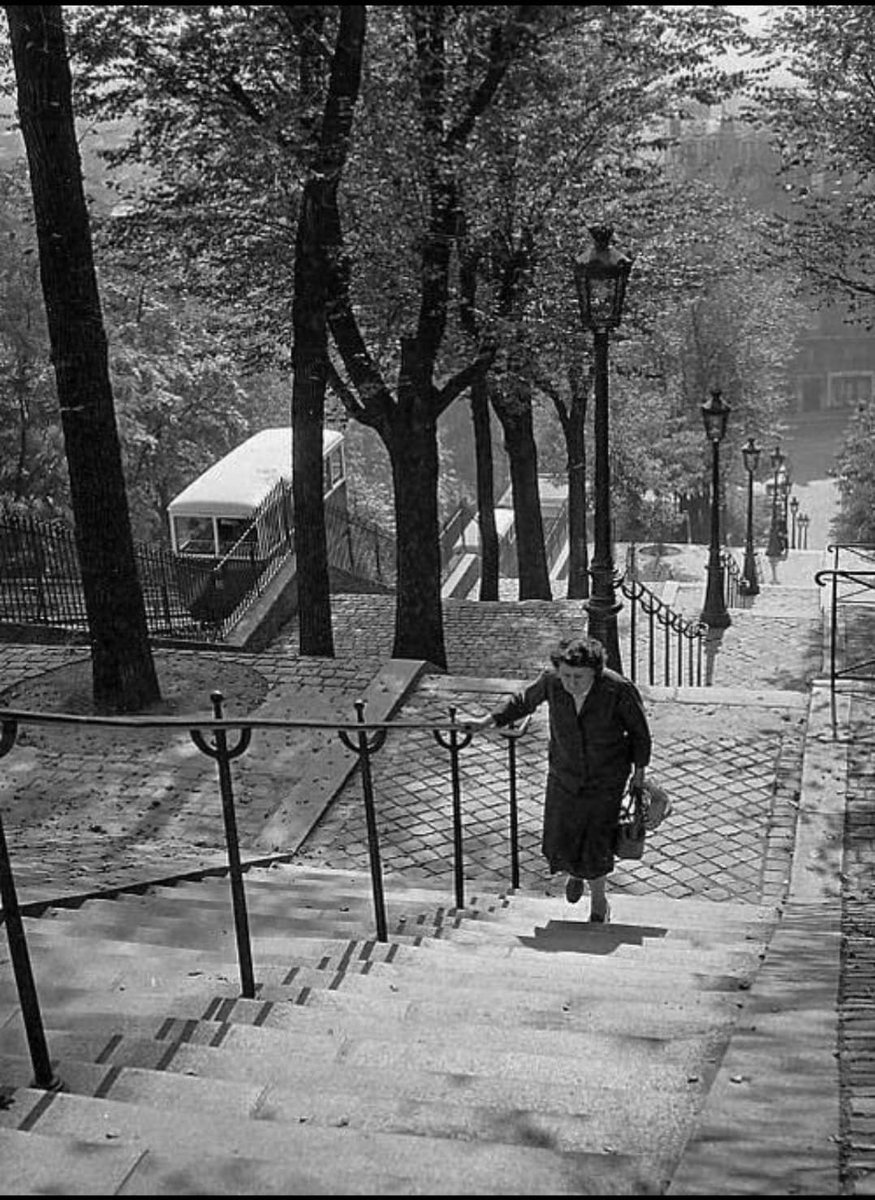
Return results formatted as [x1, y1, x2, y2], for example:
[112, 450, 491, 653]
[589, 874, 609, 921]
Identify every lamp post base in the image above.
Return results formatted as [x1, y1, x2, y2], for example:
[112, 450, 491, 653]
[700, 606, 732, 629]
[700, 561, 732, 629]
[741, 544, 760, 597]
[583, 594, 623, 674]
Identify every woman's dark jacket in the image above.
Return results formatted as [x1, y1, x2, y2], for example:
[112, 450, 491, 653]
[491, 667, 652, 793]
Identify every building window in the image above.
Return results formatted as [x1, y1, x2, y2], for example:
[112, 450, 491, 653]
[799, 376, 824, 412]
[829, 373, 873, 409]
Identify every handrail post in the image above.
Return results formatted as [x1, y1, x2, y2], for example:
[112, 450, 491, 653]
[501, 715, 531, 892]
[339, 701, 388, 942]
[829, 570, 839, 737]
[506, 730, 521, 891]
[434, 706, 473, 911]
[0, 719, 60, 1090]
[190, 692, 255, 998]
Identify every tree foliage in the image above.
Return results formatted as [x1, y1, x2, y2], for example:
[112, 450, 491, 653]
[754, 5, 875, 323]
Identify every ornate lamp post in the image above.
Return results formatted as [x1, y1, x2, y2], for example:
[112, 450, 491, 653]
[781, 470, 792, 545]
[766, 445, 785, 559]
[789, 494, 800, 550]
[700, 389, 732, 629]
[741, 437, 761, 596]
[573, 225, 633, 672]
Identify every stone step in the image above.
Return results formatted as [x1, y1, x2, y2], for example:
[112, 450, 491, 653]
[0, 984, 732, 1072]
[495, 891, 779, 928]
[53, 884, 476, 923]
[0, 1126, 143, 1195]
[0, 1093, 662, 1196]
[153, 872, 507, 909]
[0, 1040, 712, 1144]
[14, 920, 756, 987]
[40, 887, 775, 952]
[21, 912, 444, 952]
[0, 1078, 677, 1171]
[15, 922, 404, 967]
[5, 937, 753, 1011]
[23, 906, 765, 972]
[0, 977, 743, 1046]
[150, 867, 779, 931]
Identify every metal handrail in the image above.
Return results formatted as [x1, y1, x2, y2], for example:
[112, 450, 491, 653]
[720, 548, 753, 609]
[815, 566, 875, 735]
[0, 698, 531, 1091]
[622, 546, 706, 687]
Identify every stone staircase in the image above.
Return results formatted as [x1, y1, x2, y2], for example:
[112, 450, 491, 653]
[0, 863, 779, 1194]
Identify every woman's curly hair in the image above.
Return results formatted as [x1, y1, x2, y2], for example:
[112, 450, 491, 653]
[549, 636, 606, 674]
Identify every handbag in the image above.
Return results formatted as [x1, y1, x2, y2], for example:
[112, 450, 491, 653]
[615, 780, 672, 860]
[642, 780, 672, 832]
[615, 785, 647, 860]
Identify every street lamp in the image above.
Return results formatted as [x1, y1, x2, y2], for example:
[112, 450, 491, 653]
[700, 389, 732, 629]
[741, 437, 761, 596]
[789, 494, 800, 550]
[573, 224, 633, 672]
[781, 470, 792, 543]
[766, 445, 785, 560]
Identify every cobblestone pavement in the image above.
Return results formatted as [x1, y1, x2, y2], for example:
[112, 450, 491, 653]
[0, 546, 824, 910]
[295, 672, 805, 906]
[291, 552, 821, 907]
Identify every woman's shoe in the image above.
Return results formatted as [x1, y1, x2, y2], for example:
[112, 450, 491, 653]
[589, 901, 611, 924]
[565, 875, 585, 904]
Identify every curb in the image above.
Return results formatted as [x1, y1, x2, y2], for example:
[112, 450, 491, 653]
[667, 682, 847, 1194]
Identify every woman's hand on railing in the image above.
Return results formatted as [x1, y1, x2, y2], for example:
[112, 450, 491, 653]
[457, 712, 496, 732]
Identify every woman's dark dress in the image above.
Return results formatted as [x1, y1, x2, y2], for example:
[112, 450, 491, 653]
[491, 667, 652, 879]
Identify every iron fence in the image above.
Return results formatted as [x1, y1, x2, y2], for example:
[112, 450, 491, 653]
[0, 512, 217, 640]
[816, 543, 875, 732]
[0, 497, 401, 644]
[720, 548, 756, 609]
[623, 545, 706, 687]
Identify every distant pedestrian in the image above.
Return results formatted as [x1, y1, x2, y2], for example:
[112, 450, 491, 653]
[465, 636, 652, 923]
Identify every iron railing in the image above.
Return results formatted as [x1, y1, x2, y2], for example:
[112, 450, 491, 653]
[0, 699, 531, 1091]
[0, 512, 217, 640]
[622, 545, 706, 687]
[0, 496, 401, 644]
[720, 548, 756, 609]
[439, 501, 475, 571]
[544, 504, 569, 574]
[325, 499, 397, 588]
[816, 543, 875, 732]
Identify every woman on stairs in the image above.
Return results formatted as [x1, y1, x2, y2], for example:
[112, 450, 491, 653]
[466, 636, 652, 923]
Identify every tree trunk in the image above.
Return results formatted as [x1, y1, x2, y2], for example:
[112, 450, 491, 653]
[387, 406, 446, 669]
[491, 391, 551, 600]
[471, 375, 499, 600]
[6, 5, 160, 712]
[564, 374, 590, 599]
[292, 5, 365, 656]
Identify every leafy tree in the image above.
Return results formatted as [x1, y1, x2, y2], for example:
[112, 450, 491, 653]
[452, 4, 753, 600]
[0, 162, 68, 510]
[833, 401, 875, 543]
[610, 197, 811, 544]
[4, 4, 160, 711]
[105, 281, 252, 542]
[755, 5, 875, 323]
